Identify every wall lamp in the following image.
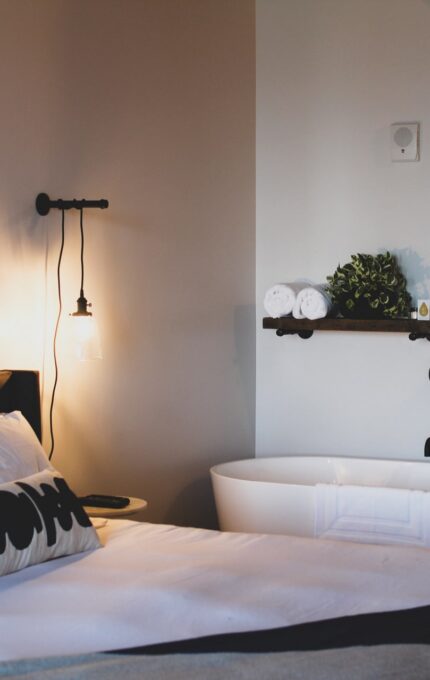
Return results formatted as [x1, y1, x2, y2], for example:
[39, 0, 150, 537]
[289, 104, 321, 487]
[36, 192, 108, 357]
[36, 192, 109, 359]
[36, 192, 109, 458]
[36, 193, 108, 349]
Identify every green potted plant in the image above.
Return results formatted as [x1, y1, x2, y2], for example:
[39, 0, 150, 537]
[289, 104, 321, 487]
[326, 252, 411, 319]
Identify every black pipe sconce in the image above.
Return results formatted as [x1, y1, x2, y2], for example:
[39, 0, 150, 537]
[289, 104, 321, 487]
[36, 191, 109, 457]
[35, 191, 108, 357]
[36, 192, 108, 216]
[36, 193, 109, 459]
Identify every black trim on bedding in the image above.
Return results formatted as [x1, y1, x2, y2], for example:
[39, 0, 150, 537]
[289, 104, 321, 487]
[110, 604, 430, 656]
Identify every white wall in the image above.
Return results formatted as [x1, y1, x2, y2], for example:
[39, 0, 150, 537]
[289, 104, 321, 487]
[257, 0, 430, 460]
[0, 0, 255, 528]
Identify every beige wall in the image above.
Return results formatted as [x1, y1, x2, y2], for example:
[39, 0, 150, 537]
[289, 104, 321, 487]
[0, 0, 255, 528]
[257, 0, 430, 461]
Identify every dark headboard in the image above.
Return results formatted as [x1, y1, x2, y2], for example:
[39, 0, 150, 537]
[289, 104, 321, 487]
[0, 370, 42, 442]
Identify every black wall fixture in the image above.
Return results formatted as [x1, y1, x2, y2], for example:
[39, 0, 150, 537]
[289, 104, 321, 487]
[36, 191, 109, 459]
[36, 193, 108, 216]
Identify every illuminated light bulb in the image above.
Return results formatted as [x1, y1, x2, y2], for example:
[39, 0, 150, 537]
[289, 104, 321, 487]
[70, 295, 102, 361]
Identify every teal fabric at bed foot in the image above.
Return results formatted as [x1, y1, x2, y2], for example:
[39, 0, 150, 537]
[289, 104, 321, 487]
[1, 646, 430, 680]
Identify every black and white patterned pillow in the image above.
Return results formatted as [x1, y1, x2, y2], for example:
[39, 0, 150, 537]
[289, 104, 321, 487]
[0, 469, 101, 577]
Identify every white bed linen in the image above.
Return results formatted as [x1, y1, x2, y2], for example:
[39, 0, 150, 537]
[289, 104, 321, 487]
[2, 518, 430, 661]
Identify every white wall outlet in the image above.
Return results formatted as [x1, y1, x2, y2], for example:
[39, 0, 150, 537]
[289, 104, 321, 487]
[391, 122, 420, 162]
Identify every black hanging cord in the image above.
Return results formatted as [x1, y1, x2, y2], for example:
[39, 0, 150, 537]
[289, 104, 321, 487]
[79, 208, 85, 297]
[49, 209, 65, 460]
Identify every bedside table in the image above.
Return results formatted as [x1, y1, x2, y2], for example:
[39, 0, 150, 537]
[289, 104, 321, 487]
[84, 497, 148, 519]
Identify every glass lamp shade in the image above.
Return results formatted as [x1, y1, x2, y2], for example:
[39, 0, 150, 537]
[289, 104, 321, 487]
[71, 314, 102, 361]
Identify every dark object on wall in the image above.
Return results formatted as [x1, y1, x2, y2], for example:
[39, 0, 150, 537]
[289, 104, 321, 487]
[424, 438, 430, 457]
[36, 193, 108, 216]
[0, 370, 41, 441]
[326, 252, 411, 319]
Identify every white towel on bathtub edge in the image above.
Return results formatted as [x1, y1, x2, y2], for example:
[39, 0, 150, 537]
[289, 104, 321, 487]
[293, 285, 333, 320]
[264, 282, 308, 318]
[314, 483, 430, 548]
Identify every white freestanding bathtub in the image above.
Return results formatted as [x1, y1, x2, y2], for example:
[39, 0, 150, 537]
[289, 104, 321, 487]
[210, 456, 430, 537]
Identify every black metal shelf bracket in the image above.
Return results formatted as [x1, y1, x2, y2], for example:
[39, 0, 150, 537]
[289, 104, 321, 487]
[276, 329, 314, 340]
[409, 332, 430, 341]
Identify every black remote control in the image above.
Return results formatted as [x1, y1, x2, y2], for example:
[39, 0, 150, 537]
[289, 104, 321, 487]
[79, 494, 130, 509]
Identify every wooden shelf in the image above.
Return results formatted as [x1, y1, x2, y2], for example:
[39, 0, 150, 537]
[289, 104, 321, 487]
[263, 317, 430, 340]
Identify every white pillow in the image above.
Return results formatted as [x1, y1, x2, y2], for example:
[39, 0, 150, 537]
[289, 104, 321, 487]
[0, 411, 51, 483]
[0, 468, 101, 577]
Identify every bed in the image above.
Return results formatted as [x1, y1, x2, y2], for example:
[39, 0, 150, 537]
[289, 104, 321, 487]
[1, 371, 430, 679]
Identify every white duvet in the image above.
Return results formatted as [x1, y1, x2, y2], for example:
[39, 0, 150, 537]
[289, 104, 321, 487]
[2, 518, 430, 661]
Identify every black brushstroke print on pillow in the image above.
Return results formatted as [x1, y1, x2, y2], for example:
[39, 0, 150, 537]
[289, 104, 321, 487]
[0, 475, 92, 552]
[0, 469, 100, 576]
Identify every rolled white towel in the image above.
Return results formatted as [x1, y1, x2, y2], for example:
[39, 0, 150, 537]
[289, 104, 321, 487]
[264, 282, 307, 318]
[293, 285, 333, 320]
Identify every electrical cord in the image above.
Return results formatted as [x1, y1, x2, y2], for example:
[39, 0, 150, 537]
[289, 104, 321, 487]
[79, 207, 85, 297]
[48, 209, 65, 461]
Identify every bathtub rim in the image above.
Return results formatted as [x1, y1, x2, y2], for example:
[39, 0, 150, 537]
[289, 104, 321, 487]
[210, 454, 430, 487]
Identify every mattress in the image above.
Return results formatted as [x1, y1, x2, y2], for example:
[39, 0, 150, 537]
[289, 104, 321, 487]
[2, 518, 430, 661]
